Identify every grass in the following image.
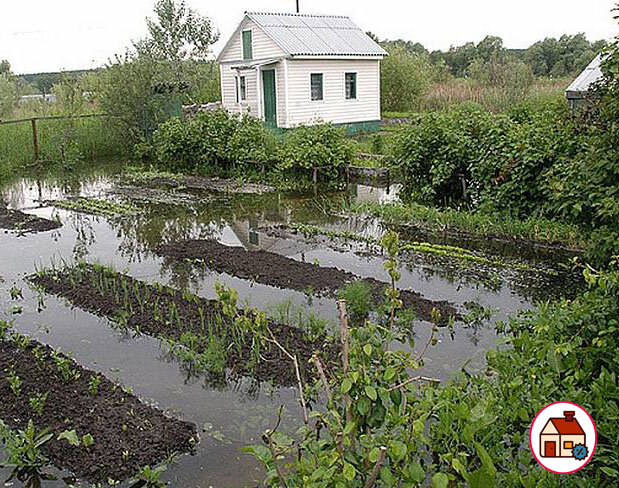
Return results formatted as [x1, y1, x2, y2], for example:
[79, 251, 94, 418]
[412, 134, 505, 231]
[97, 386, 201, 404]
[0, 116, 126, 181]
[383, 77, 571, 117]
[348, 201, 587, 249]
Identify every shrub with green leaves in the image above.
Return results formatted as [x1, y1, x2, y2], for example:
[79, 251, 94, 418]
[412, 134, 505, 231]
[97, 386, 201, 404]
[391, 102, 579, 215]
[542, 30, 619, 264]
[152, 109, 238, 172]
[420, 264, 619, 486]
[278, 123, 353, 183]
[227, 115, 279, 168]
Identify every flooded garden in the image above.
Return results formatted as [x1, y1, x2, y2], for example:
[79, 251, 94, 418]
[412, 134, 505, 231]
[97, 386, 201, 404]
[0, 162, 583, 487]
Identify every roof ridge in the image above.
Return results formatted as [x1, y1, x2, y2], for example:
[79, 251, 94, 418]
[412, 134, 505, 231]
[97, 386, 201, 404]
[246, 11, 350, 19]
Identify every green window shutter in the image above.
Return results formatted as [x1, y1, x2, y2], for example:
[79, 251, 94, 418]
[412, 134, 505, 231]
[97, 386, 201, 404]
[242, 30, 253, 60]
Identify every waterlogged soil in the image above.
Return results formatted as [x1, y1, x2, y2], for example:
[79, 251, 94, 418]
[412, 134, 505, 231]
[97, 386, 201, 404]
[0, 201, 61, 233]
[155, 239, 459, 323]
[383, 220, 583, 263]
[30, 266, 338, 387]
[125, 174, 276, 195]
[0, 337, 197, 484]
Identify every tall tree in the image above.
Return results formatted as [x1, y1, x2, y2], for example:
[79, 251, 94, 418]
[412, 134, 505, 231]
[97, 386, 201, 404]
[136, 0, 219, 62]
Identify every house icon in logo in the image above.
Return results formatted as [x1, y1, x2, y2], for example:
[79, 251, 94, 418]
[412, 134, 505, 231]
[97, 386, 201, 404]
[540, 411, 587, 459]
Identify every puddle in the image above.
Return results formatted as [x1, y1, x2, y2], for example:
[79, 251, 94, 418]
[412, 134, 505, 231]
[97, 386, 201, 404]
[0, 163, 581, 487]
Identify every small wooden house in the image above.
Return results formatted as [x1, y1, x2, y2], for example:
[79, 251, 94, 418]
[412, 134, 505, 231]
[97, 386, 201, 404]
[540, 411, 586, 457]
[217, 11, 387, 132]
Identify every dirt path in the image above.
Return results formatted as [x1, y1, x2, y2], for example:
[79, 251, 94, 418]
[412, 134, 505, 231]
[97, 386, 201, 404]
[155, 239, 458, 323]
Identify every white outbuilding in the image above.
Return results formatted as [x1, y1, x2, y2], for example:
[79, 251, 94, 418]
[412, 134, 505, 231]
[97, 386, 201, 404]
[217, 11, 387, 132]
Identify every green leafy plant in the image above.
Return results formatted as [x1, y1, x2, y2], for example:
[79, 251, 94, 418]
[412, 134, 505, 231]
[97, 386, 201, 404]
[88, 375, 102, 396]
[51, 351, 81, 383]
[0, 420, 53, 469]
[28, 392, 48, 416]
[338, 280, 373, 321]
[278, 123, 353, 185]
[6, 368, 22, 396]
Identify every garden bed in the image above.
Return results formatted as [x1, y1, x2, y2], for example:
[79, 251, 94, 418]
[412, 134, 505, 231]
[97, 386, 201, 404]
[30, 264, 337, 387]
[50, 197, 139, 217]
[0, 329, 197, 484]
[154, 239, 458, 322]
[0, 201, 61, 233]
[125, 173, 275, 195]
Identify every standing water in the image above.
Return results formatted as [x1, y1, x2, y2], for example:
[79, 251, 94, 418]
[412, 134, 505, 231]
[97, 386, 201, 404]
[0, 163, 579, 487]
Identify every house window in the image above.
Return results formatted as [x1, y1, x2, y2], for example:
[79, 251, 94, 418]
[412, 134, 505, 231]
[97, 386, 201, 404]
[239, 76, 247, 101]
[311, 73, 323, 101]
[242, 30, 253, 60]
[235, 77, 239, 103]
[564, 441, 574, 449]
[345, 72, 357, 99]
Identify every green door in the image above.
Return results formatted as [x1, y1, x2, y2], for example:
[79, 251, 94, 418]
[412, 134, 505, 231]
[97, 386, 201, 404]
[262, 69, 277, 128]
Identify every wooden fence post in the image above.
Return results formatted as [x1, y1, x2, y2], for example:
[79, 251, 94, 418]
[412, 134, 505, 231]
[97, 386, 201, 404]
[31, 118, 39, 162]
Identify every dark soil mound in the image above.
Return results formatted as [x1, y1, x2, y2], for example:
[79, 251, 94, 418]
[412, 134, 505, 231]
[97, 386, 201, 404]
[31, 266, 337, 387]
[0, 204, 61, 233]
[155, 239, 458, 322]
[0, 338, 196, 484]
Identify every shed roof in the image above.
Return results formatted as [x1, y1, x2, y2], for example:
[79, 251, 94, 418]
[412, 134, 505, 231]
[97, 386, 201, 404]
[244, 12, 386, 58]
[566, 53, 606, 98]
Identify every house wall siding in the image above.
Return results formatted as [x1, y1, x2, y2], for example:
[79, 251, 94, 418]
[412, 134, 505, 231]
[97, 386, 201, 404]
[219, 18, 284, 63]
[220, 65, 260, 117]
[220, 63, 286, 126]
[285, 59, 381, 127]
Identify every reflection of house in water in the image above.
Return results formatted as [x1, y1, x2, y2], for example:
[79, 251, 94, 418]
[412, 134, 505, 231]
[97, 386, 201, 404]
[349, 183, 401, 204]
[229, 219, 318, 257]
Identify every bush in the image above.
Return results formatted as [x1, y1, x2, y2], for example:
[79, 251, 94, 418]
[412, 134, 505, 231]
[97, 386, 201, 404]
[391, 103, 580, 215]
[422, 265, 619, 486]
[542, 34, 619, 264]
[279, 123, 353, 183]
[391, 104, 509, 206]
[228, 115, 279, 168]
[152, 109, 238, 172]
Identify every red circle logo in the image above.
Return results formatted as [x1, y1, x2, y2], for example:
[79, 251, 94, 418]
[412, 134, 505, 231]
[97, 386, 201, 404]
[529, 402, 596, 474]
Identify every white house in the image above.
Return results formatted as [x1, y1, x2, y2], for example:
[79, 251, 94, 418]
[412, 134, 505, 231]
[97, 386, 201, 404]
[217, 11, 387, 132]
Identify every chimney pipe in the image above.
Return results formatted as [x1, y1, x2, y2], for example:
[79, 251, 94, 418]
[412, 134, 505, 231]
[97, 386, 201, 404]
[564, 411, 575, 422]
[296, 1, 300, 13]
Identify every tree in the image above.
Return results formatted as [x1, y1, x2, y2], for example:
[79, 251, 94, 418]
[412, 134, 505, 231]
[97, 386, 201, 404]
[380, 46, 432, 112]
[0, 60, 11, 76]
[97, 0, 220, 144]
[525, 33, 605, 77]
[0, 61, 16, 118]
[442, 42, 478, 77]
[136, 0, 219, 63]
[0, 74, 17, 118]
[476, 35, 504, 63]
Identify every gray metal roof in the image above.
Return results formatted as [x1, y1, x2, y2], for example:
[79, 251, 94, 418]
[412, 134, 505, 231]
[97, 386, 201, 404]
[566, 54, 606, 98]
[245, 12, 387, 58]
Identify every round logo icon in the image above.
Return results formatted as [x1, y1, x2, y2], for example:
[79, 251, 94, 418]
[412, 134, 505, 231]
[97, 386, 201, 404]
[529, 402, 596, 474]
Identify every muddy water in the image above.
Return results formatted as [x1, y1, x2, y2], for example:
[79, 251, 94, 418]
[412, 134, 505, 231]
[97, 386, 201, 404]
[0, 165, 578, 487]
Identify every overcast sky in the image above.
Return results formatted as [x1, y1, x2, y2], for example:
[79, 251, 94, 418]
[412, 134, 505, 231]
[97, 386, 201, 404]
[1, 0, 617, 74]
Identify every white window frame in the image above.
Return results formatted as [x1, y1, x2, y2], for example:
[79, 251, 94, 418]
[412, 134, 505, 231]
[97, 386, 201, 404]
[345, 72, 358, 100]
[310, 73, 324, 101]
[239, 76, 247, 101]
